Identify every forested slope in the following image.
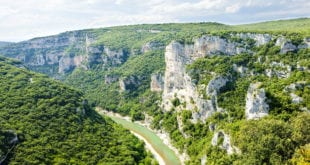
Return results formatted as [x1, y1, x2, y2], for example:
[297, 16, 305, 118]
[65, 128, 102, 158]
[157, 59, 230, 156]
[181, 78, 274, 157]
[0, 56, 153, 164]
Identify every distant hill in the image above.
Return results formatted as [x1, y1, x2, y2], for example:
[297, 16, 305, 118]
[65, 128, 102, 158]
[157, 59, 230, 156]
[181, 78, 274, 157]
[0, 42, 13, 48]
[0, 56, 153, 164]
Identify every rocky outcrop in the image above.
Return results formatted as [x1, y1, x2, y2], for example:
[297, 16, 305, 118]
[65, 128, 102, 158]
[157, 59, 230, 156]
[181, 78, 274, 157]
[236, 33, 272, 46]
[102, 47, 128, 67]
[290, 93, 303, 104]
[280, 42, 297, 54]
[86, 44, 104, 65]
[233, 64, 248, 76]
[193, 36, 248, 57]
[105, 75, 119, 84]
[119, 76, 142, 91]
[276, 36, 310, 54]
[211, 131, 240, 155]
[161, 41, 216, 122]
[201, 155, 207, 165]
[0, 31, 129, 76]
[59, 55, 86, 73]
[206, 76, 228, 96]
[141, 41, 165, 53]
[162, 33, 265, 122]
[150, 73, 164, 92]
[245, 83, 269, 120]
[265, 61, 292, 78]
[284, 81, 307, 105]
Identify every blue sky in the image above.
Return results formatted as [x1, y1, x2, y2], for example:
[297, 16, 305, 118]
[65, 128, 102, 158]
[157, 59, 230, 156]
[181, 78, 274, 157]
[0, 0, 309, 42]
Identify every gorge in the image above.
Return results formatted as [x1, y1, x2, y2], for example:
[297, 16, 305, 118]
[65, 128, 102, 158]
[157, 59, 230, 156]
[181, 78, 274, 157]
[0, 18, 310, 164]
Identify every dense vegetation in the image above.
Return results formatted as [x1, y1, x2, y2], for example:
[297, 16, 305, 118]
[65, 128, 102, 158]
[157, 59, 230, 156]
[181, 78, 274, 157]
[65, 19, 310, 164]
[0, 18, 310, 164]
[0, 57, 154, 164]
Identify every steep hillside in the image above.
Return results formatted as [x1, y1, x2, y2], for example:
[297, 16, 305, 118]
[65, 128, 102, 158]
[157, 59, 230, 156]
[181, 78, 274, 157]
[1, 18, 310, 164]
[0, 56, 154, 164]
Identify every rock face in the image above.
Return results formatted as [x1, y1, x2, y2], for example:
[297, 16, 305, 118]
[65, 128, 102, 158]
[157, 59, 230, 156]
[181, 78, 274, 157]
[275, 36, 310, 54]
[280, 42, 297, 54]
[265, 61, 292, 78]
[119, 76, 141, 91]
[0, 31, 90, 75]
[211, 131, 240, 155]
[0, 31, 128, 77]
[233, 64, 248, 76]
[236, 33, 272, 46]
[161, 34, 273, 122]
[193, 36, 247, 56]
[105, 75, 119, 84]
[290, 93, 303, 104]
[284, 82, 307, 105]
[206, 76, 228, 96]
[102, 47, 128, 67]
[141, 41, 165, 53]
[245, 83, 269, 120]
[150, 73, 164, 92]
[59, 55, 86, 73]
[161, 41, 215, 122]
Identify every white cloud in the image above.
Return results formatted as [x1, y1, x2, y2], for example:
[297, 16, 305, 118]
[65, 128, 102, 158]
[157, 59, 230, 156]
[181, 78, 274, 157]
[225, 4, 241, 13]
[0, 0, 309, 41]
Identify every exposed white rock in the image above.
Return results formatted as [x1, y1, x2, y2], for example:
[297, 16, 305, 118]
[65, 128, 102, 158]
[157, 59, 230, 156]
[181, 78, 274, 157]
[206, 76, 228, 96]
[161, 33, 281, 122]
[211, 131, 240, 155]
[265, 61, 292, 78]
[275, 36, 287, 46]
[275, 36, 299, 54]
[141, 41, 164, 53]
[104, 75, 119, 84]
[236, 33, 272, 46]
[280, 42, 297, 54]
[290, 93, 303, 104]
[193, 35, 247, 56]
[233, 64, 248, 76]
[58, 55, 86, 73]
[265, 69, 273, 78]
[209, 123, 216, 132]
[119, 76, 141, 91]
[161, 41, 218, 122]
[46, 51, 62, 65]
[284, 82, 306, 92]
[150, 73, 164, 92]
[201, 155, 207, 165]
[245, 83, 269, 120]
[297, 62, 309, 71]
[102, 47, 127, 66]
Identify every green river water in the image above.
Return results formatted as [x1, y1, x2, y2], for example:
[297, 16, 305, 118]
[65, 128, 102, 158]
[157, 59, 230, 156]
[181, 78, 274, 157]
[108, 115, 181, 165]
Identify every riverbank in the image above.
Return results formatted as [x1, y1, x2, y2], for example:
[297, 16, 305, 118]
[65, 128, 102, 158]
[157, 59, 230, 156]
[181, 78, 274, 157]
[96, 108, 186, 165]
[130, 131, 165, 165]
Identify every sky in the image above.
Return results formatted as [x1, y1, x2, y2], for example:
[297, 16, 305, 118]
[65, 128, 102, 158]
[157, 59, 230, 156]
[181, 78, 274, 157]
[0, 0, 309, 42]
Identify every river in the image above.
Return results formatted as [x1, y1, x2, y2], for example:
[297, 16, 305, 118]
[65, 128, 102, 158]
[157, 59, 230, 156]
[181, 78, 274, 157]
[96, 109, 181, 165]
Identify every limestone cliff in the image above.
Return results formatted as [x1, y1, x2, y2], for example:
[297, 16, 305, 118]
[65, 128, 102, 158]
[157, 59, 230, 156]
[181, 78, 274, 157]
[245, 83, 269, 120]
[161, 34, 272, 122]
[0, 31, 128, 77]
[211, 131, 240, 155]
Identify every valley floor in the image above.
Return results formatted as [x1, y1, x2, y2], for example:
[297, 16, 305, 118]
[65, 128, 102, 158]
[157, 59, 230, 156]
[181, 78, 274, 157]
[96, 108, 181, 165]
